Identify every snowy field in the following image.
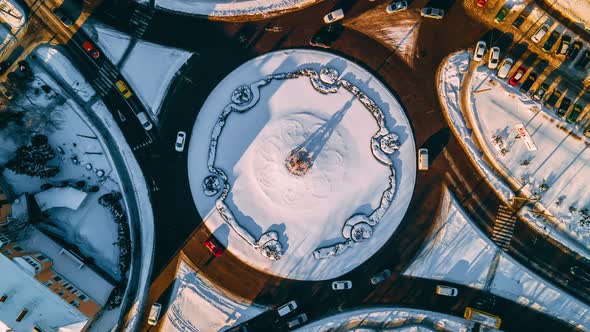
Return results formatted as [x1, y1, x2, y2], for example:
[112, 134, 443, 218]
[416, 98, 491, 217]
[296, 306, 473, 332]
[85, 24, 191, 117]
[404, 188, 590, 330]
[547, 0, 590, 31]
[188, 49, 416, 280]
[159, 260, 266, 331]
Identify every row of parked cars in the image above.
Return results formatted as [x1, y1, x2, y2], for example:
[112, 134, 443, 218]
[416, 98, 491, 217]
[322, 2, 444, 24]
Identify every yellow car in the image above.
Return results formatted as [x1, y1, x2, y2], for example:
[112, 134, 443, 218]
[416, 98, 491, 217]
[115, 80, 132, 98]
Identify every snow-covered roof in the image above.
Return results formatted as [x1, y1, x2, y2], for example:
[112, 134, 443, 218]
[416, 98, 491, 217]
[0, 0, 26, 30]
[34, 187, 87, 211]
[57, 320, 89, 332]
[0, 253, 88, 332]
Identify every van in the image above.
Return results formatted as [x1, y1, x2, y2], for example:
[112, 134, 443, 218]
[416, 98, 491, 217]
[418, 148, 429, 171]
[147, 303, 162, 326]
[137, 112, 153, 130]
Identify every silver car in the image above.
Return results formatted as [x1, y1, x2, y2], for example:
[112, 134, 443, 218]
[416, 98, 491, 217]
[420, 7, 444, 19]
[277, 300, 297, 316]
[496, 58, 513, 78]
[332, 280, 352, 290]
[370, 269, 392, 285]
[386, 1, 407, 14]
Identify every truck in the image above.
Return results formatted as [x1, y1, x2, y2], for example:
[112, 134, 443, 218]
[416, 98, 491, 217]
[464, 307, 502, 329]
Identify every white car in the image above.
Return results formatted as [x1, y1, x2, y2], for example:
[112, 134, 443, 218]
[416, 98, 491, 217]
[496, 57, 513, 78]
[420, 7, 444, 19]
[147, 303, 162, 326]
[323, 9, 344, 24]
[332, 280, 352, 290]
[136, 112, 153, 131]
[418, 148, 428, 171]
[473, 41, 486, 62]
[287, 313, 308, 328]
[175, 131, 186, 152]
[277, 300, 297, 316]
[436, 285, 458, 297]
[386, 1, 407, 14]
[488, 47, 500, 69]
[531, 24, 549, 43]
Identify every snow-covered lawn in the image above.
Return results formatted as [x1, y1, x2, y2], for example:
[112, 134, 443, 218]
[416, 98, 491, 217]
[188, 49, 416, 280]
[546, 0, 590, 31]
[159, 260, 266, 331]
[404, 188, 590, 330]
[85, 24, 191, 117]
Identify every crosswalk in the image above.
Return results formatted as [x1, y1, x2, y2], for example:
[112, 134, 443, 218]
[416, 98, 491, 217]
[129, 6, 154, 39]
[91, 63, 119, 97]
[491, 205, 517, 251]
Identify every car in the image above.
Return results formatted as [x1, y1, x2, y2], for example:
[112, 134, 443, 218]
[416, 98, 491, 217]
[488, 47, 500, 69]
[17, 61, 32, 78]
[81, 40, 100, 59]
[370, 269, 392, 285]
[508, 66, 526, 86]
[544, 89, 562, 109]
[420, 7, 444, 19]
[175, 131, 186, 152]
[0, 83, 12, 100]
[584, 126, 590, 138]
[309, 24, 343, 48]
[436, 285, 458, 297]
[556, 97, 571, 117]
[571, 266, 590, 283]
[136, 112, 153, 130]
[204, 237, 223, 257]
[53, 7, 73, 25]
[556, 35, 571, 55]
[473, 41, 486, 62]
[0, 61, 10, 75]
[476, 0, 488, 8]
[277, 300, 297, 316]
[386, 1, 407, 14]
[147, 303, 162, 326]
[323, 9, 344, 24]
[332, 280, 352, 290]
[542, 31, 560, 52]
[531, 83, 549, 101]
[497, 58, 514, 78]
[115, 80, 132, 98]
[519, 73, 537, 93]
[512, 12, 527, 28]
[287, 313, 308, 328]
[566, 104, 583, 123]
[494, 5, 510, 23]
[418, 148, 428, 170]
[575, 50, 590, 69]
[531, 24, 549, 43]
[566, 41, 582, 60]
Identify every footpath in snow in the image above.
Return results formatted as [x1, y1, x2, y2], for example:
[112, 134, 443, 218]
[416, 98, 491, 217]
[404, 188, 590, 330]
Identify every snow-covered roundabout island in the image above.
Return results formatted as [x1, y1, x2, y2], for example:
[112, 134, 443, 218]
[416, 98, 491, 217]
[187, 49, 416, 280]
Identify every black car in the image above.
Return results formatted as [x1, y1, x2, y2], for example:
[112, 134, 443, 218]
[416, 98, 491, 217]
[571, 266, 590, 283]
[531, 82, 549, 101]
[566, 41, 582, 60]
[53, 7, 73, 26]
[0, 61, 10, 75]
[309, 24, 343, 49]
[512, 13, 527, 28]
[520, 73, 537, 93]
[542, 31, 560, 52]
[556, 97, 571, 117]
[545, 89, 562, 109]
[556, 35, 571, 55]
[566, 104, 583, 123]
[575, 50, 590, 69]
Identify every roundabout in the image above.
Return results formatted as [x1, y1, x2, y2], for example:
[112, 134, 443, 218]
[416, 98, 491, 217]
[187, 49, 416, 280]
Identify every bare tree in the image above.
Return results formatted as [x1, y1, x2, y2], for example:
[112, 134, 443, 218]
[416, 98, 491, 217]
[0, 215, 32, 242]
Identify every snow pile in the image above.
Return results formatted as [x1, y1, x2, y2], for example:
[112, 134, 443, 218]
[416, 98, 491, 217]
[546, 0, 590, 31]
[188, 49, 416, 280]
[160, 260, 266, 332]
[296, 306, 473, 332]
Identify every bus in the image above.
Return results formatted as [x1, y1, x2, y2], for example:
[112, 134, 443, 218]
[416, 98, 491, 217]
[464, 307, 502, 329]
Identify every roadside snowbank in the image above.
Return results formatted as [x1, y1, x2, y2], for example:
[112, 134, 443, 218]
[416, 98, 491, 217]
[545, 0, 590, 31]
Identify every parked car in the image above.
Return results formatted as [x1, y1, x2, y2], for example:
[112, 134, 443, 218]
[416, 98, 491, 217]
[277, 300, 298, 316]
[332, 280, 352, 290]
[494, 5, 510, 23]
[488, 47, 500, 69]
[309, 24, 343, 48]
[115, 80, 132, 98]
[418, 148, 428, 170]
[370, 269, 392, 285]
[473, 41, 486, 61]
[531, 24, 549, 43]
[147, 303, 162, 326]
[531, 82, 549, 101]
[420, 7, 444, 19]
[566, 41, 582, 60]
[476, 0, 488, 7]
[571, 266, 590, 283]
[436, 285, 458, 297]
[287, 313, 308, 329]
[82, 40, 100, 59]
[584, 126, 590, 138]
[566, 104, 583, 123]
[542, 31, 560, 52]
[512, 12, 527, 28]
[497, 58, 513, 78]
[323, 9, 344, 23]
[204, 237, 224, 257]
[556, 35, 571, 55]
[519, 73, 537, 93]
[386, 1, 407, 14]
[575, 50, 590, 69]
[136, 112, 153, 130]
[0, 83, 12, 100]
[508, 66, 526, 86]
[556, 97, 571, 117]
[545, 89, 562, 109]
[175, 131, 186, 152]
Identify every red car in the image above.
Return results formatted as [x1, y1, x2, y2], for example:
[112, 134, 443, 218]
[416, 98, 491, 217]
[508, 66, 526, 86]
[204, 238, 223, 257]
[82, 40, 100, 59]
[476, 0, 488, 7]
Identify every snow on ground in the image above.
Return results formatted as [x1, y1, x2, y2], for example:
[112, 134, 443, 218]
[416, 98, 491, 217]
[404, 188, 590, 330]
[159, 260, 266, 332]
[188, 49, 416, 280]
[0, 0, 26, 30]
[85, 24, 191, 117]
[404, 188, 497, 289]
[296, 306, 473, 332]
[546, 0, 590, 31]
